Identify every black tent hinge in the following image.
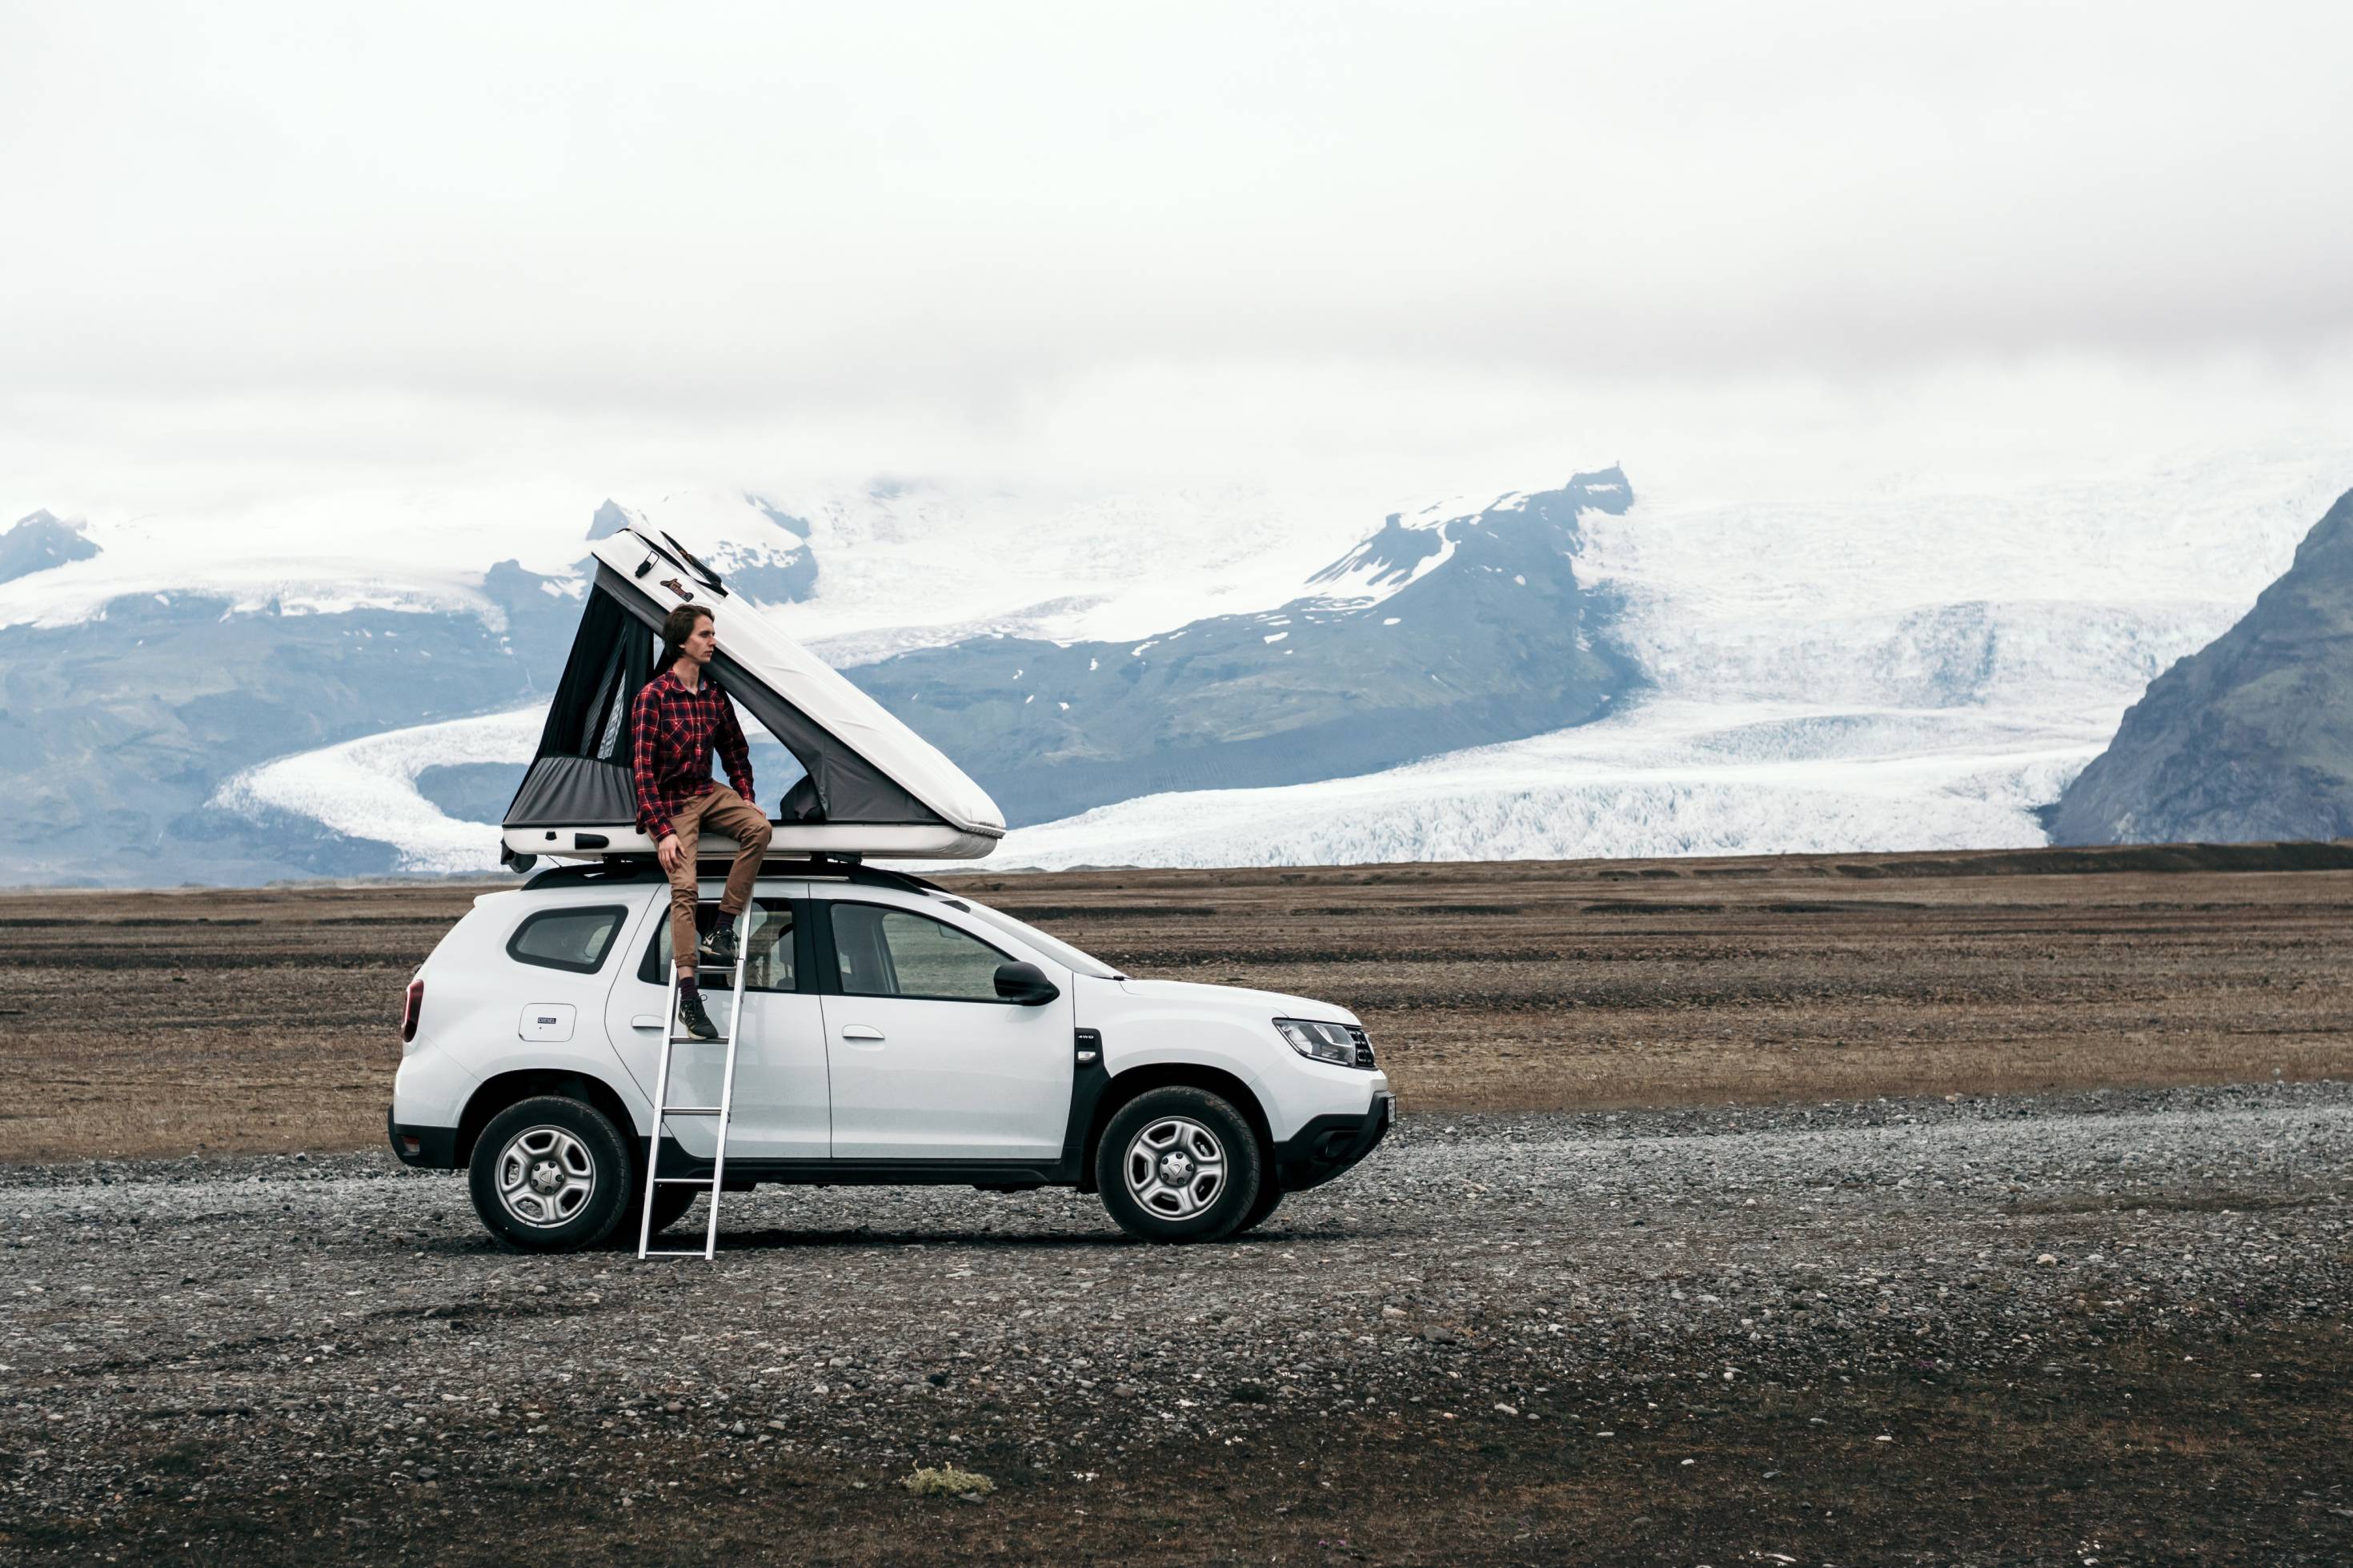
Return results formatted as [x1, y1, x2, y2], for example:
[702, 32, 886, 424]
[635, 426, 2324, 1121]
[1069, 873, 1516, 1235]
[659, 530, 728, 597]
[625, 527, 729, 597]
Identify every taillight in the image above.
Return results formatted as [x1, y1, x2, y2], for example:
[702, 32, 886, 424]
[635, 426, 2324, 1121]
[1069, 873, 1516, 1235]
[401, 977, 425, 1043]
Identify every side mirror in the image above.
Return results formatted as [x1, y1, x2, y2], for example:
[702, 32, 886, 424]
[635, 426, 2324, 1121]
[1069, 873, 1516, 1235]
[993, 960, 1060, 1006]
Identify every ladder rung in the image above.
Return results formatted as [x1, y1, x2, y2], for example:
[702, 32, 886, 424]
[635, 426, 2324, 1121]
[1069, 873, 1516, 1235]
[653, 1175, 718, 1185]
[660, 1105, 722, 1115]
[641, 1250, 712, 1258]
[668, 1036, 738, 1046]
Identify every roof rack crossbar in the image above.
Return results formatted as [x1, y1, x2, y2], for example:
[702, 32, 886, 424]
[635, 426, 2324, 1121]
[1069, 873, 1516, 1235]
[520, 856, 955, 897]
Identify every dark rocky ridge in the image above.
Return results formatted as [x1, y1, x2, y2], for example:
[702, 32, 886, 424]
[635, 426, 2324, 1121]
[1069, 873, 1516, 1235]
[2051, 486, 2353, 844]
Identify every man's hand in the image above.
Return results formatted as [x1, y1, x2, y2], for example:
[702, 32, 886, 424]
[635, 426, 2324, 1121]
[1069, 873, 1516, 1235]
[657, 833, 684, 873]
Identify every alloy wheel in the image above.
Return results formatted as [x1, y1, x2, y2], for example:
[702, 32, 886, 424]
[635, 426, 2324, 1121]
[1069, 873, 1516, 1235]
[494, 1125, 599, 1229]
[1123, 1115, 1227, 1219]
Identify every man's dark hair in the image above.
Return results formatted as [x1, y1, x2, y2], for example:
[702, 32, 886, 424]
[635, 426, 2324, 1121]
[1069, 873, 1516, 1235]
[661, 604, 714, 668]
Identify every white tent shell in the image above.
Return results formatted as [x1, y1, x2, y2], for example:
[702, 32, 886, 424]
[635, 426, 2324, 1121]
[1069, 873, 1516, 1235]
[500, 528, 1004, 864]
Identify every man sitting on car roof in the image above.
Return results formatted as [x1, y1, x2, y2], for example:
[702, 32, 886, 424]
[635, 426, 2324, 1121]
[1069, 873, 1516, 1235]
[631, 602, 774, 1041]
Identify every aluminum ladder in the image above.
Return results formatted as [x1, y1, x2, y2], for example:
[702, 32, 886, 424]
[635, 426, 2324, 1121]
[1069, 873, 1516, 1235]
[637, 938, 749, 1260]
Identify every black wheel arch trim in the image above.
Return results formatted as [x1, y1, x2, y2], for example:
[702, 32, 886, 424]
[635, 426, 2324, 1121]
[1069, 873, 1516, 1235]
[1065, 1057, 1274, 1194]
[1057, 1029, 1110, 1187]
[451, 1069, 639, 1171]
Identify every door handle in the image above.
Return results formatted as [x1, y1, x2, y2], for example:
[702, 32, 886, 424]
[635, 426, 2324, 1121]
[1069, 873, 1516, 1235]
[630, 1014, 663, 1030]
[840, 1025, 885, 1041]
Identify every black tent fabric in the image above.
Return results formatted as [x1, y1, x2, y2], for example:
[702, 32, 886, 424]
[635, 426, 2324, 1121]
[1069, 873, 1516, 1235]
[501, 578, 657, 831]
[501, 566, 948, 844]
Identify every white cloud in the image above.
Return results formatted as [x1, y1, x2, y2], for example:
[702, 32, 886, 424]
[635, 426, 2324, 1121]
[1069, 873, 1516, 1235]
[2, 1, 2351, 526]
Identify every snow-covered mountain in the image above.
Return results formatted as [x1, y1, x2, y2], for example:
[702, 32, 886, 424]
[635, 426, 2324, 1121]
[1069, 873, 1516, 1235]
[846, 470, 1638, 824]
[10, 447, 2353, 884]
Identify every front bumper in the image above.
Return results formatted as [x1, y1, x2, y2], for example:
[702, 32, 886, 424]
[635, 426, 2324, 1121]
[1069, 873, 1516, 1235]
[1273, 1091, 1393, 1192]
[387, 1105, 459, 1170]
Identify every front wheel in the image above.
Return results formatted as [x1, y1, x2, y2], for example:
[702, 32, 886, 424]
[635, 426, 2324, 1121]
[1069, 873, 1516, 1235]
[1094, 1087, 1263, 1242]
[468, 1095, 635, 1253]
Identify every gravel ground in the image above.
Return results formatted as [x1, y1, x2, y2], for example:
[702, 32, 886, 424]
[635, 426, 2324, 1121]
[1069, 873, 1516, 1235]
[4, 1082, 2351, 1565]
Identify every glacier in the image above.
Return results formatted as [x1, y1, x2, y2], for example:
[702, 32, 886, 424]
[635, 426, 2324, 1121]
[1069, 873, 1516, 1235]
[214, 707, 552, 876]
[979, 703, 2098, 869]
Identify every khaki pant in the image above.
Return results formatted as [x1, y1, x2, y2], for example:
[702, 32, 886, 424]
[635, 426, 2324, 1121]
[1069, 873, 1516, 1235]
[660, 785, 773, 968]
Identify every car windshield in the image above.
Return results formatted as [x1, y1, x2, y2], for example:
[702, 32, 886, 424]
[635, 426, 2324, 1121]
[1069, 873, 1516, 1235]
[944, 896, 1124, 979]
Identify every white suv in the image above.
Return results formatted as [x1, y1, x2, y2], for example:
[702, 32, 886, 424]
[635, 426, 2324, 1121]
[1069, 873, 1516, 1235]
[390, 858, 1394, 1250]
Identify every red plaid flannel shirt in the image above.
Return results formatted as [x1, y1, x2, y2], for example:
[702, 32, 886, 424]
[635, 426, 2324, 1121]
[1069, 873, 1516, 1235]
[630, 669, 755, 842]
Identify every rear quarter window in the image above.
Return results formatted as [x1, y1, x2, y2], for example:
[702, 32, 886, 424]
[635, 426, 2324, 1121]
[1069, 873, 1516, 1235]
[507, 905, 628, 974]
[829, 902, 1013, 1002]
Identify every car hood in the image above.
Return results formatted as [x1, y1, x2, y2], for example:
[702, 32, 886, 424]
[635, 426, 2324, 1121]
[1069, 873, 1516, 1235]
[1115, 976, 1359, 1026]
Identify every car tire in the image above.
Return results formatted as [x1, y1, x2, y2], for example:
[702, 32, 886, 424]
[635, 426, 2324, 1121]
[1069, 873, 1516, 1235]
[468, 1095, 636, 1253]
[1095, 1086, 1262, 1243]
[1232, 1177, 1284, 1236]
[645, 1184, 700, 1233]
[600, 1181, 703, 1250]
[631, 1184, 701, 1243]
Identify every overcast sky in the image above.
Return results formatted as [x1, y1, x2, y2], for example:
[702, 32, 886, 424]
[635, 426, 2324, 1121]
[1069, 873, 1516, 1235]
[6, 0, 2353, 525]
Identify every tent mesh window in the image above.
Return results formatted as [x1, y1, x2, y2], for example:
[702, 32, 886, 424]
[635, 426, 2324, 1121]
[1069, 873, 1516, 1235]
[503, 583, 658, 832]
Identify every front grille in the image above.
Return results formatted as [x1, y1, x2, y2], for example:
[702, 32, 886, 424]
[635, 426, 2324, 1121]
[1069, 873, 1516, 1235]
[1345, 1024, 1375, 1069]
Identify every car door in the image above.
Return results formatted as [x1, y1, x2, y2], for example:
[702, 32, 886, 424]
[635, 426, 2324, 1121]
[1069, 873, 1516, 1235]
[816, 896, 1074, 1161]
[602, 882, 828, 1160]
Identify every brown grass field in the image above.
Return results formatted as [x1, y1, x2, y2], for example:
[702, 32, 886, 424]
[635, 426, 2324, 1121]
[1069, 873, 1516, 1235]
[6, 840, 2352, 1164]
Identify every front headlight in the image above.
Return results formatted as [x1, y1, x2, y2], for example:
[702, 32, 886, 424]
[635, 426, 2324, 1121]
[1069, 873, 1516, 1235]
[1275, 1017, 1361, 1067]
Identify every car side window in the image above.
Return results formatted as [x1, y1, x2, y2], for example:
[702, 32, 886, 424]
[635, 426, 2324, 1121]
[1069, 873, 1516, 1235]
[508, 905, 627, 974]
[830, 904, 1011, 1002]
[636, 898, 798, 993]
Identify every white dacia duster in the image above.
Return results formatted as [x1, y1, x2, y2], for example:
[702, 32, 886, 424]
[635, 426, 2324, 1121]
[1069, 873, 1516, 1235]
[390, 858, 1394, 1250]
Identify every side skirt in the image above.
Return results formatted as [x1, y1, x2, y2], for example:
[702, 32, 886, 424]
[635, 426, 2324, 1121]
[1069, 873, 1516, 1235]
[651, 1137, 1070, 1190]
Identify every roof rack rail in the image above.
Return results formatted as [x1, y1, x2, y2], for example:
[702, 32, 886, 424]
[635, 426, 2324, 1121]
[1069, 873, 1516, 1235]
[520, 856, 954, 899]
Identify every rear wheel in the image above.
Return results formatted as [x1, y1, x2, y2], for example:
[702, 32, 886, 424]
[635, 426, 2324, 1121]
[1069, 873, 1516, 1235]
[632, 1185, 701, 1241]
[1232, 1177, 1285, 1236]
[593, 1165, 706, 1252]
[1094, 1086, 1261, 1243]
[468, 1095, 635, 1253]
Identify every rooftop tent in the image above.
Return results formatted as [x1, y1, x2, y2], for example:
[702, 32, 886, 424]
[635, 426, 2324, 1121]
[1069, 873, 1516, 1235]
[500, 528, 1005, 865]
